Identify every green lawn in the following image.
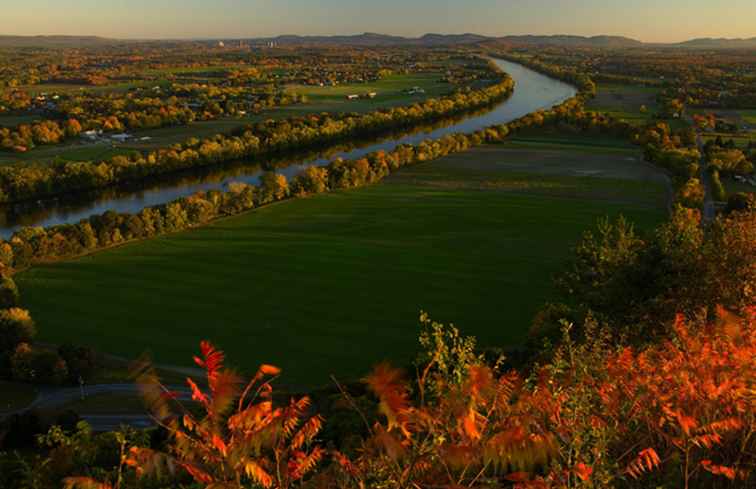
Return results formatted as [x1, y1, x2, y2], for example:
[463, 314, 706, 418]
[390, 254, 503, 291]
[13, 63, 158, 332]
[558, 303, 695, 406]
[16, 142, 666, 388]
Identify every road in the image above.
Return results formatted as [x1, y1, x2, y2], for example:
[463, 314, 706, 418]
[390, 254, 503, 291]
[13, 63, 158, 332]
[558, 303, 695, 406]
[696, 132, 717, 223]
[2, 383, 191, 431]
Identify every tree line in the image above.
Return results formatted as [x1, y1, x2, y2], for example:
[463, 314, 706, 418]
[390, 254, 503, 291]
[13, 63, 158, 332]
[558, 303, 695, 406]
[0, 68, 513, 203]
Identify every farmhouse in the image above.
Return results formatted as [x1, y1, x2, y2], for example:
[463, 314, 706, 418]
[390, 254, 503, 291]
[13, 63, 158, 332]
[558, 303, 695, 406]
[111, 133, 132, 142]
[346, 94, 359, 100]
[81, 129, 102, 141]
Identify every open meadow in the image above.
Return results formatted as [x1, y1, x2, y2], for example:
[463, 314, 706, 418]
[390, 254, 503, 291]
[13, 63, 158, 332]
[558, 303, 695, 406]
[586, 83, 659, 125]
[15, 139, 667, 387]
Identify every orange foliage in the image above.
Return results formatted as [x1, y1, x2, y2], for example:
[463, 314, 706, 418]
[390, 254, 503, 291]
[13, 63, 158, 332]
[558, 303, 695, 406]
[132, 341, 324, 489]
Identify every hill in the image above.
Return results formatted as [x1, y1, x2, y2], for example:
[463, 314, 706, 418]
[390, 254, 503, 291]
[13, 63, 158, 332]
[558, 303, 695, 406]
[0, 35, 117, 47]
[248, 32, 645, 47]
[494, 34, 644, 47]
[675, 37, 756, 49]
[0, 33, 753, 49]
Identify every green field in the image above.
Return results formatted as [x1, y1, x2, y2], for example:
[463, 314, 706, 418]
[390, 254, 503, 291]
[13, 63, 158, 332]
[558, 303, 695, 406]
[723, 176, 756, 195]
[587, 83, 660, 125]
[739, 110, 756, 125]
[16, 142, 667, 387]
[283, 73, 451, 114]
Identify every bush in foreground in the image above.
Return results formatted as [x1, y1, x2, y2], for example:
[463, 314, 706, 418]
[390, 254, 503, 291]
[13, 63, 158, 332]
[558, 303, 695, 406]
[60, 309, 754, 489]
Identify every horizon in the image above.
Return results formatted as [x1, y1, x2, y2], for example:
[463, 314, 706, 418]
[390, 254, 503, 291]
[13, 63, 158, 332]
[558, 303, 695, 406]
[4, 31, 756, 44]
[3, 0, 756, 43]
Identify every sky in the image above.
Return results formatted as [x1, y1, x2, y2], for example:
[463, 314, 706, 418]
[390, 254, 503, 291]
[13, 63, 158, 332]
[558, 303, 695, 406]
[4, 0, 756, 43]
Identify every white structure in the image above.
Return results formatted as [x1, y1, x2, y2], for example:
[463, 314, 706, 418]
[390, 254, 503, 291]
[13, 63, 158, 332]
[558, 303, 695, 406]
[111, 133, 131, 143]
[82, 130, 102, 141]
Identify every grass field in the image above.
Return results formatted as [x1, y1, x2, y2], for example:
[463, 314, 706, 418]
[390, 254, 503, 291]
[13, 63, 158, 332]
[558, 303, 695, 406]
[283, 73, 451, 114]
[16, 141, 667, 388]
[587, 83, 660, 125]
[738, 110, 756, 125]
[723, 176, 756, 195]
[703, 132, 756, 148]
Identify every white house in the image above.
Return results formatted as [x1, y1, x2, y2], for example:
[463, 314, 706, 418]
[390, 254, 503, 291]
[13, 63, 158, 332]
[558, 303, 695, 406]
[111, 133, 131, 143]
[82, 130, 101, 141]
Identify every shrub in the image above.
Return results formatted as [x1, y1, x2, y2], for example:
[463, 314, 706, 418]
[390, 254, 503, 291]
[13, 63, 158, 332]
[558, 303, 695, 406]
[11, 344, 69, 385]
[57, 344, 98, 382]
[0, 275, 20, 309]
[0, 308, 35, 353]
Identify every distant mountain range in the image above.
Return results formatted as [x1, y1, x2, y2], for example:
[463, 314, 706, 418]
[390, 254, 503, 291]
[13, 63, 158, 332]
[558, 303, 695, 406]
[675, 37, 756, 49]
[0, 33, 754, 49]
[0, 35, 115, 47]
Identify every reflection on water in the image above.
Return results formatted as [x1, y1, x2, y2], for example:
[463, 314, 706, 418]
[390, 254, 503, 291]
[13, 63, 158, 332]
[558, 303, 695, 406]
[0, 59, 576, 237]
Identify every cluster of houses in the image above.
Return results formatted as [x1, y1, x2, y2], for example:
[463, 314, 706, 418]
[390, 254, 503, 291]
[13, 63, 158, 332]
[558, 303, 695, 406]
[81, 130, 151, 144]
[345, 92, 377, 101]
[734, 174, 756, 187]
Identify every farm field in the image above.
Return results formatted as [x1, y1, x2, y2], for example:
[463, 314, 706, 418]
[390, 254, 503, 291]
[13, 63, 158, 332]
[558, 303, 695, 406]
[723, 176, 756, 195]
[586, 83, 659, 125]
[15, 141, 667, 388]
[282, 73, 451, 114]
[703, 132, 756, 148]
[741, 110, 756, 125]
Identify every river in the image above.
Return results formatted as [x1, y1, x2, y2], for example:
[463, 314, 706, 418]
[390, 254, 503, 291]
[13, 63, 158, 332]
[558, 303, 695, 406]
[0, 59, 577, 237]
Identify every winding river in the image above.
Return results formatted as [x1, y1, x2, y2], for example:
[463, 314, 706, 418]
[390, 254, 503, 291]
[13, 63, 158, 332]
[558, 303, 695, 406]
[0, 59, 577, 237]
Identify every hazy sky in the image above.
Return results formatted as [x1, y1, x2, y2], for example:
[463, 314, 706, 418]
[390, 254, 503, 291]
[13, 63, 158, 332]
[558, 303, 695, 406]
[5, 0, 756, 43]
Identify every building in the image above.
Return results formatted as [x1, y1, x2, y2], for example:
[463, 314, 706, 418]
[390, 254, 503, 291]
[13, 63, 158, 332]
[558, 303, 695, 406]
[111, 133, 131, 143]
[82, 130, 102, 141]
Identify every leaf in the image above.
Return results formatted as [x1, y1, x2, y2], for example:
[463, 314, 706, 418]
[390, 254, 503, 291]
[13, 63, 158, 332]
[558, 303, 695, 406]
[700, 460, 737, 480]
[211, 434, 228, 456]
[194, 340, 225, 383]
[244, 460, 273, 488]
[259, 364, 281, 376]
[62, 478, 114, 489]
[181, 462, 214, 484]
[573, 462, 593, 481]
[505, 472, 531, 482]
[625, 448, 661, 479]
[186, 377, 209, 409]
[462, 408, 481, 441]
[364, 363, 410, 434]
